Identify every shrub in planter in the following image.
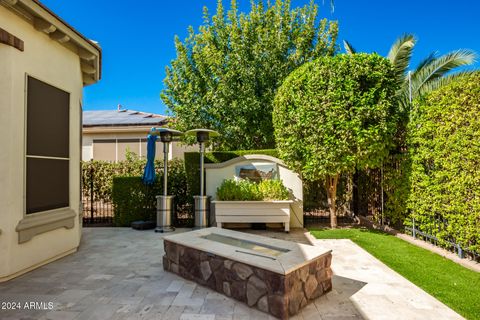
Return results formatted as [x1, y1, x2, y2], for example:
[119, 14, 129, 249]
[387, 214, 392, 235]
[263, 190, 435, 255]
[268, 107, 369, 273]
[216, 179, 289, 201]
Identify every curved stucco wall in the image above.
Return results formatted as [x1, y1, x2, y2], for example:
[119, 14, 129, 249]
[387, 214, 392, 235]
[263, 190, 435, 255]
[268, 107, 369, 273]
[0, 6, 83, 281]
[205, 155, 304, 228]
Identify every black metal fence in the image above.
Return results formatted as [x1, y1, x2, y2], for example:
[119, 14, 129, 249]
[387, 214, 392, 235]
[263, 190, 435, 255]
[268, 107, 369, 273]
[302, 172, 379, 227]
[82, 166, 114, 226]
[81, 165, 194, 228]
[405, 217, 480, 261]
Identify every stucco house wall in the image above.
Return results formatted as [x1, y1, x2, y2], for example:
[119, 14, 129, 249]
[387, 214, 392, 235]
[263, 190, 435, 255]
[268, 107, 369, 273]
[82, 130, 198, 161]
[82, 110, 197, 161]
[0, 1, 100, 281]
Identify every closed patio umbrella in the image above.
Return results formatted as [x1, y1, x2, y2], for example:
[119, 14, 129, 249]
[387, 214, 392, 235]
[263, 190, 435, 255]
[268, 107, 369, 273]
[142, 134, 157, 185]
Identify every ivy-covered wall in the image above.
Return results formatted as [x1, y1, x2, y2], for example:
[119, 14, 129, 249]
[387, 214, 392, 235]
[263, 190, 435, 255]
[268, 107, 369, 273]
[407, 73, 480, 253]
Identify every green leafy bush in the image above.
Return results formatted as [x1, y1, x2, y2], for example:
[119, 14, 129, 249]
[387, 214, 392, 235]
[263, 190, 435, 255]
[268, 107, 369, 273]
[273, 53, 398, 227]
[216, 179, 262, 201]
[257, 180, 290, 201]
[382, 152, 411, 224]
[111, 177, 158, 226]
[216, 179, 289, 201]
[82, 151, 162, 202]
[111, 159, 189, 227]
[407, 73, 480, 253]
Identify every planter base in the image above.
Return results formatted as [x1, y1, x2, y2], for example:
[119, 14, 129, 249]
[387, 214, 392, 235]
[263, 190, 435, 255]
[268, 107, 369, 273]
[213, 200, 293, 232]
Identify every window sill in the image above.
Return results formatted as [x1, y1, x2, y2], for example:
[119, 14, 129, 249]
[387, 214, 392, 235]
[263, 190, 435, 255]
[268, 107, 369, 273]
[15, 208, 76, 244]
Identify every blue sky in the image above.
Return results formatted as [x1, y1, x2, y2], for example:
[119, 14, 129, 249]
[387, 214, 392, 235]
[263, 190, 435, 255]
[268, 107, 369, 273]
[41, 0, 480, 115]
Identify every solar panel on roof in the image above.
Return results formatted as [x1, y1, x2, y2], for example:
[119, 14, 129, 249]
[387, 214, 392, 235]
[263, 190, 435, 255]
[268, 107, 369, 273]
[83, 109, 168, 126]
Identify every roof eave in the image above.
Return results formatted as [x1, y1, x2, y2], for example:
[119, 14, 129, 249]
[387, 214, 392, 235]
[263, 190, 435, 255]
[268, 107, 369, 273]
[2, 0, 102, 85]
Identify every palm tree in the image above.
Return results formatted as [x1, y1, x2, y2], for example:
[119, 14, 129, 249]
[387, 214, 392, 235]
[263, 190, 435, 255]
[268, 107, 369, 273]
[344, 35, 476, 226]
[343, 34, 477, 111]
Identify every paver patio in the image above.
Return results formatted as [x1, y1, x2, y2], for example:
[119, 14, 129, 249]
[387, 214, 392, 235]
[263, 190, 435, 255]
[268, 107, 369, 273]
[0, 228, 463, 320]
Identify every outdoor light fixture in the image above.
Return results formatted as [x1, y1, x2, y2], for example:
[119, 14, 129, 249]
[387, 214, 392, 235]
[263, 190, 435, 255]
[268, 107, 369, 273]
[149, 127, 183, 233]
[185, 129, 220, 228]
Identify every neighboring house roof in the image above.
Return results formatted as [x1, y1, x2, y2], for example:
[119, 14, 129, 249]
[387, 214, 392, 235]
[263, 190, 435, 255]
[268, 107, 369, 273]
[83, 109, 169, 127]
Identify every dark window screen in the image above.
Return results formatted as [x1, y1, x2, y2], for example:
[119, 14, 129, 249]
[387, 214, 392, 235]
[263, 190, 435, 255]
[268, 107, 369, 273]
[27, 77, 69, 158]
[26, 76, 70, 214]
[26, 158, 69, 214]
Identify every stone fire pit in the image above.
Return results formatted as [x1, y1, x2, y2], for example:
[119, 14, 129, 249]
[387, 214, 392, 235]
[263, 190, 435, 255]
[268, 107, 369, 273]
[163, 228, 332, 319]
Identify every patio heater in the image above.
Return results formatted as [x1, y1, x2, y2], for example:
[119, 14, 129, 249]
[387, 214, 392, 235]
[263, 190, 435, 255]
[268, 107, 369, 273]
[150, 128, 183, 233]
[185, 129, 220, 228]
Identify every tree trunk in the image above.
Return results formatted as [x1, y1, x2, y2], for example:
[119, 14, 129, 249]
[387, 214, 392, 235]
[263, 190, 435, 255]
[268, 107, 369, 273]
[326, 174, 339, 228]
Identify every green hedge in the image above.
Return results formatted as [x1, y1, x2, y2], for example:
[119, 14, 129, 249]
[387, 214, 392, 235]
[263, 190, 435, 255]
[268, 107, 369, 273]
[407, 73, 480, 253]
[82, 151, 162, 202]
[184, 149, 278, 199]
[111, 177, 159, 226]
[111, 159, 189, 227]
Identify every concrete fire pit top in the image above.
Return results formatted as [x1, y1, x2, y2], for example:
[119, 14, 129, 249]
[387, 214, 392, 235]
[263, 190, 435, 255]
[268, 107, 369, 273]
[163, 227, 331, 274]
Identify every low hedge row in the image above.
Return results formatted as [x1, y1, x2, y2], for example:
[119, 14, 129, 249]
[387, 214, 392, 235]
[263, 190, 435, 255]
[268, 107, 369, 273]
[111, 177, 159, 226]
[111, 159, 189, 227]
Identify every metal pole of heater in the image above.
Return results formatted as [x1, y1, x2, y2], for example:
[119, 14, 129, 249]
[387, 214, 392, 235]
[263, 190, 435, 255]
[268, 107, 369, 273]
[200, 141, 204, 196]
[195, 140, 209, 228]
[155, 137, 174, 233]
[164, 142, 168, 197]
[187, 129, 218, 229]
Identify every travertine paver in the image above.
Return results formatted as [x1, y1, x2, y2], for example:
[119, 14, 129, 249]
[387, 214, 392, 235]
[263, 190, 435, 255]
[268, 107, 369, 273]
[0, 228, 464, 320]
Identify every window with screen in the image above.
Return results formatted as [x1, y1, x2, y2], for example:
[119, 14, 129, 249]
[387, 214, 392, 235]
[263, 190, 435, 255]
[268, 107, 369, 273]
[26, 76, 70, 214]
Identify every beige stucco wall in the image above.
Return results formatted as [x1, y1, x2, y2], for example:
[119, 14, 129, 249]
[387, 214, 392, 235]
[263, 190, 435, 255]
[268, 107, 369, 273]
[0, 6, 84, 281]
[205, 155, 304, 228]
[82, 131, 198, 161]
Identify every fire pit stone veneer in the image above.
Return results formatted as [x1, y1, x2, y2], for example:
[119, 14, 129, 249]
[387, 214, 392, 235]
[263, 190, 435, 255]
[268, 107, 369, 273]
[163, 228, 332, 319]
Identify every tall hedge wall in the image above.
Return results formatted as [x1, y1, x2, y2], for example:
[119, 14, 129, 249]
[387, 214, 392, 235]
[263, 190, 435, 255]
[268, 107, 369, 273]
[407, 73, 480, 253]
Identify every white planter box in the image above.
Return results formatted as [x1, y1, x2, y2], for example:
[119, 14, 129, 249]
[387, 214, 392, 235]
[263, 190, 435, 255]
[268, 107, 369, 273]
[212, 200, 293, 232]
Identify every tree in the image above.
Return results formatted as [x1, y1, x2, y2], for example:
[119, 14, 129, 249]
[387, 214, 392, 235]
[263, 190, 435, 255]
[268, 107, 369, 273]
[273, 54, 398, 228]
[344, 34, 476, 112]
[344, 35, 476, 225]
[161, 0, 338, 150]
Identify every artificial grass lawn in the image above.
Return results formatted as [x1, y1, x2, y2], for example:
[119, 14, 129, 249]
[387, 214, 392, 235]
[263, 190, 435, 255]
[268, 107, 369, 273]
[309, 228, 480, 320]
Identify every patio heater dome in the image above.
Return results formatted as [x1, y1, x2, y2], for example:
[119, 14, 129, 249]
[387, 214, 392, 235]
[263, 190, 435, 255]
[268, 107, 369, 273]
[151, 127, 183, 141]
[185, 128, 220, 143]
[149, 127, 184, 233]
[185, 129, 220, 229]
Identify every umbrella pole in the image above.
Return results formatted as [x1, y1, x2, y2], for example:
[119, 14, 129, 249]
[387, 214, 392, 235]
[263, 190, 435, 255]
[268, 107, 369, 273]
[200, 141, 204, 196]
[164, 142, 169, 197]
